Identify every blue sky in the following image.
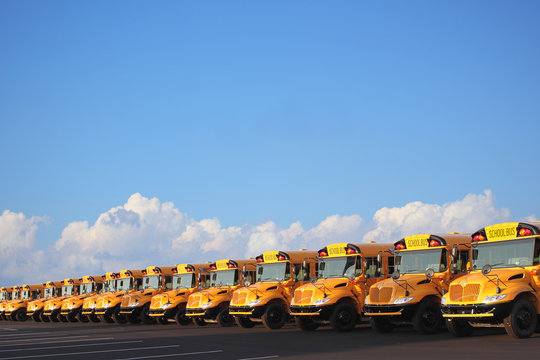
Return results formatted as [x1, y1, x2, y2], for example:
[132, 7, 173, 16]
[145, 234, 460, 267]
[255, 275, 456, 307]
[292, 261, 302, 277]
[0, 1, 539, 283]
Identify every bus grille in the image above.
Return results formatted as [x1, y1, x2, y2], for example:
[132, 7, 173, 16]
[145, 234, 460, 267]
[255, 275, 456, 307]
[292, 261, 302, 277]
[150, 297, 162, 308]
[449, 284, 481, 303]
[188, 294, 202, 308]
[232, 291, 247, 305]
[370, 287, 393, 303]
[294, 290, 313, 305]
[120, 296, 132, 308]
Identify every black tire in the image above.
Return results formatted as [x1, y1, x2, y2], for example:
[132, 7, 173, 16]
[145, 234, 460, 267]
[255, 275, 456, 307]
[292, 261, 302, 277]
[216, 308, 234, 327]
[193, 317, 207, 326]
[112, 310, 127, 324]
[412, 300, 442, 334]
[329, 302, 358, 332]
[235, 316, 256, 328]
[32, 311, 42, 322]
[76, 311, 89, 323]
[157, 317, 169, 325]
[88, 314, 100, 323]
[295, 317, 319, 331]
[175, 308, 191, 326]
[370, 316, 395, 333]
[50, 313, 59, 322]
[140, 304, 155, 325]
[503, 299, 537, 339]
[445, 318, 474, 337]
[40, 312, 50, 322]
[59, 314, 68, 323]
[16, 309, 28, 322]
[262, 303, 287, 330]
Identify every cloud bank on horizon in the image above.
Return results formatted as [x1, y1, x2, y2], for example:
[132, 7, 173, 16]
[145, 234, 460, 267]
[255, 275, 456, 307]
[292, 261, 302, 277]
[0, 190, 533, 285]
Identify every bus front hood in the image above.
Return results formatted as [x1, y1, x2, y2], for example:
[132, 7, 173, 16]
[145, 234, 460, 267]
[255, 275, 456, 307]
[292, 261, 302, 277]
[231, 282, 287, 307]
[367, 274, 442, 306]
[187, 287, 233, 309]
[291, 278, 356, 307]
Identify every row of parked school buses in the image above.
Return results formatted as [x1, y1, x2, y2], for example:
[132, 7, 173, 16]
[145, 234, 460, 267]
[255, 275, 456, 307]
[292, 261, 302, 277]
[1, 221, 540, 338]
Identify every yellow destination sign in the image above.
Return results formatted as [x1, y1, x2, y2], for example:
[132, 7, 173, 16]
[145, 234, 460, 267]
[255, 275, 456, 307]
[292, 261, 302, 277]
[120, 271, 132, 278]
[404, 235, 430, 249]
[485, 222, 518, 241]
[263, 251, 280, 263]
[216, 259, 230, 270]
[327, 243, 348, 256]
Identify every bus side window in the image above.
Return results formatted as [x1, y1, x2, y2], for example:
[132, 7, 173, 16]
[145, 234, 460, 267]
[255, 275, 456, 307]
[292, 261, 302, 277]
[314, 263, 319, 278]
[293, 264, 303, 281]
[243, 271, 255, 284]
[165, 276, 172, 290]
[534, 239, 540, 265]
[440, 249, 448, 272]
[387, 257, 395, 275]
[364, 257, 380, 278]
[456, 250, 470, 272]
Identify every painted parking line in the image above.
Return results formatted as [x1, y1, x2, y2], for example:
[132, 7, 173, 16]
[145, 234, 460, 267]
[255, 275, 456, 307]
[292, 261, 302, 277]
[114, 350, 224, 360]
[237, 356, 279, 360]
[0, 330, 17, 332]
[0, 337, 115, 348]
[0, 344, 180, 360]
[0, 340, 142, 353]
[0, 335, 88, 344]
[0, 333, 52, 338]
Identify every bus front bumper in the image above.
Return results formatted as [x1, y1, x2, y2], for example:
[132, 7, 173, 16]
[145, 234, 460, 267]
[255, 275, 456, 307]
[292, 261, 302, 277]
[441, 302, 512, 322]
[363, 304, 419, 320]
[229, 305, 265, 318]
[185, 307, 220, 319]
[149, 308, 177, 318]
[289, 304, 335, 319]
[119, 306, 144, 316]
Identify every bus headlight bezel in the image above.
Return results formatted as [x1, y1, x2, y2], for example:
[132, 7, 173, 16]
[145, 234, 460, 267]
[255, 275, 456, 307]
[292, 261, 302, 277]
[200, 302, 213, 309]
[313, 298, 331, 306]
[483, 294, 507, 304]
[248, 300, 262, 307]
[393, 297, 414, 305]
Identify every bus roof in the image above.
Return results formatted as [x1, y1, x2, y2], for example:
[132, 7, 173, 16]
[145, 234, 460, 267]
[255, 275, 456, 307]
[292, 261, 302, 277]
[318, 242, 394, 258]
[80, 275, 104, 284]
[256, 250, 318, 263]
[0, 287, 13, 292]
[175, 263, 210, 274]
[62, 278, 81, 286]
[472, 222, 540, 243]
[210, 259, 257, 271]
[44, 281, 62, 288]
[22, 284, 43, 291]
[103, 272, 118, 280]
[119, 269, 144, 279]
[143, 266, 175, 276]
[395, 233, 471, 251]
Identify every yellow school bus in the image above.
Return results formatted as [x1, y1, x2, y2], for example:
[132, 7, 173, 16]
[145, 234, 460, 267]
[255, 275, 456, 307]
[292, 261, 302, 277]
[119, 266, 175, 324]
[27, 281, 62, 322]
[290, 242, 394, 331]
[81, 272, 117, 323]
[42, 278, 81, 322]
[59, 275, 103, 322]
[0, 287, 14, 320]
[95, 269, 143, 323]
[4, 284, 43, 321]
[149, 263, 211, 324]
[364, 233, 471, 334]
[441, 222, 540, 338]
[186, 259, 257, 326]
[229, 250, 318, 329]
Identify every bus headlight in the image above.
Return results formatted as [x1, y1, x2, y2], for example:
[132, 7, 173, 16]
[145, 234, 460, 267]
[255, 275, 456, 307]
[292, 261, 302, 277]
[103, 303, 112, 308]
[393, 297, 414, 305]
[483, 294, 507, 304]
[248, 300, 262, 307]
[89, 304, 96, 308]
[200, 302, 213, 309]
[313, 298, 331, 306]
[129, 302, 140, 307]
[161, 303, 173, 309]
[441, 296, 447, 305]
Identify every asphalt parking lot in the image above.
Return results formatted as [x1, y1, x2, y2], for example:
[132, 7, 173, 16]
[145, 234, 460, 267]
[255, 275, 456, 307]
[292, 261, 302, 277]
[0, 321, 539, 360]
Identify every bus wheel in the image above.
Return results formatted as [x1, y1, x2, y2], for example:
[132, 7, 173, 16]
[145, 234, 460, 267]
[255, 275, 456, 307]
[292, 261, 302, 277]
[140, 304, 156, 325]
[88, 314, 101, 323]
[262, 304, 287, 330]
[76, 312, 89, 323]
[193, 317, 207, 326]
[16, 309, 28, 322]
[50, 313, 59, 322]
[112, 311, 127, 324]
[504, 299, 537, 338]
[235, 316, 256, 328]
[330, 303, 357, 332]
[59, 314, 68, 323]
[175, 309, 191, 326]
[216, 308, 234, 327]
[40, 312, 50, 322]
[295, 317, 319, 331]
[67, 312, 79, 323]
[32, 311, 42, 322]
[157, 317, 169, 325]
[127, 313, 141, 324]
[445, 318, 474, 337]
[412, 301, 442, 334]
[370, 317, 395, 333]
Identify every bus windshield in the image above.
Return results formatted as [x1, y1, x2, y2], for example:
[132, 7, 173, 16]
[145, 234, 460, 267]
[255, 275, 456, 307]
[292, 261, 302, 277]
[21, 290, 30, 300]
[396, 249, 447, 274]
[11, 291, 19, 300]
[80, 283, 95, 295]
[210, 270, 238, 287]
[62, 285, 74, 296]
[143, 275, 161, 290]
[173, 274, 195, 289]
[0, 293, 7, 301]
[318, 256, 360, 279]
[256, 262, 291, 282]
[44, 287, 55, 298]
[473, 238, 536, 270]
[116, 278, 133, 291]
[103, 280, 116, 292]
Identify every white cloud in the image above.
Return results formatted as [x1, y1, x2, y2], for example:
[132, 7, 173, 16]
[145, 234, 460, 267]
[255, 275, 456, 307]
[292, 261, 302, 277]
[362, 190, 510, 243]
[0, 189, 519, 284]
[0, 210, 47, 284]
